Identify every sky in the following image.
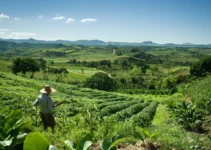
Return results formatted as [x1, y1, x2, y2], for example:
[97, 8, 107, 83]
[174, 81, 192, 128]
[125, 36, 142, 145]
[0, 0, 211, 44]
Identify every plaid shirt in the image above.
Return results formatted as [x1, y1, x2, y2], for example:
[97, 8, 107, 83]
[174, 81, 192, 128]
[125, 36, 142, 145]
[33, 94, 54, 114]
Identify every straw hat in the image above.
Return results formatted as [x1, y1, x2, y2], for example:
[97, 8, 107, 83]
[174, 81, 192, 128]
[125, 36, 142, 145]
[40, 85, 56, 94]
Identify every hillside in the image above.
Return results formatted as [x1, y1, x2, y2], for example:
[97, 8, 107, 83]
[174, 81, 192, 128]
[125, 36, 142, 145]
[0, 71, 159, 149]
[1, 41, 211, 149]
[0, 70, 211, 149]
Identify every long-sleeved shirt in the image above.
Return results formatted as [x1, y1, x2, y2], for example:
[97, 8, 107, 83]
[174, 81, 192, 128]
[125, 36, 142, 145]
[33, 94, 54, 114]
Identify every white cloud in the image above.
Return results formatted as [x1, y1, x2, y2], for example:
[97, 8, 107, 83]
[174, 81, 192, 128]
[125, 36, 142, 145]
[38, 15, 43, 18]
[51, 16, 64, 20]
[14, 17, 21, 20]
[0, 29, 10, 31]
[66, 18, 75, 24]
[0, 29, 10, 38]
[7, 32, 36, 39]
[81, 18, 97, 23]
[0, 32, 6, 36]
[0, 13, 10, 21]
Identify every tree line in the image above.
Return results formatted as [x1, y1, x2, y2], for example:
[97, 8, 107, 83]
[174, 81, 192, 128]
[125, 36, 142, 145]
[11, 57, 68, 82]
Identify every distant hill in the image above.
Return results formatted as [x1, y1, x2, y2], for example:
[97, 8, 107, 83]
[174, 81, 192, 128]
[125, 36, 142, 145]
[0, 40, 64, 52]
[0, 38, 210, 48]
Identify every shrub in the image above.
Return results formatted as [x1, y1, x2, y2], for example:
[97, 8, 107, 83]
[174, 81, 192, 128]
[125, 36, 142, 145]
[171, 101, 204, 132]
[190, 56, 211, 77]
[84, 72, 118, 91]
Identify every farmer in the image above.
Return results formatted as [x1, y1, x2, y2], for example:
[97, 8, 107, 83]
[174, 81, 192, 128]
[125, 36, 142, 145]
[33, 85, 62, 132]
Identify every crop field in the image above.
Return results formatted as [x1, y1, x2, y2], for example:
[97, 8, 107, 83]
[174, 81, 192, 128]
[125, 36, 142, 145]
[0, 71, 158, 124]
[0, 71, 159, 149]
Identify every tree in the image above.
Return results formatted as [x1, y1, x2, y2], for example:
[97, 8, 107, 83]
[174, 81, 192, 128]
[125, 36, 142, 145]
[190, 56, 211, 77]
[39, 58, 48, 79]
[84, 72, 118, 91]
[72, 59, 77, 65]
[165, 78, 177, 94]
[48, 67, 68, 82]
[121, 60, 130, 71]
[11, 57, 40, 78]
[81, 68, 84, 74]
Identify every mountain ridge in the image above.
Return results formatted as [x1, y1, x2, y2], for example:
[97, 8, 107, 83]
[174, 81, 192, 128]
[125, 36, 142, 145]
[0, 38, 210, 48]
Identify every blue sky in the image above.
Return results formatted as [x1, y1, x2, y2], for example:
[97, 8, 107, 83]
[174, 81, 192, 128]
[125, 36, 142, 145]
[0, 0, 210, 44]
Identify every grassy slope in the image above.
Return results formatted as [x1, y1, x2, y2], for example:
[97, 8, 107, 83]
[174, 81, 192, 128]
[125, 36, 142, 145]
[150, 103, 210, 149]
[0, 59, 12, 72]
[0, 71, 158, 148]
[1, 71, 210, 149]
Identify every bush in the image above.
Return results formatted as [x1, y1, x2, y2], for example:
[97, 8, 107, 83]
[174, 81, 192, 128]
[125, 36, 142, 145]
[171, 101, 204, 132]
[190, 56, 211, 77]
[84, 72, 118, 91]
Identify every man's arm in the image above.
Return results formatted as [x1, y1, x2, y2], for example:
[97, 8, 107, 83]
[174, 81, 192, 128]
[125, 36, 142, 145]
[33, 98, 39, 106]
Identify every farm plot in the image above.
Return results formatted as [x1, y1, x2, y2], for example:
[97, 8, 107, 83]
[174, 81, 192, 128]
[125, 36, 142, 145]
[0, 71, 159, 137]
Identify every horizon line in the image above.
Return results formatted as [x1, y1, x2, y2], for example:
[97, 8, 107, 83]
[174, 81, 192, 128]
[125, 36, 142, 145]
[0, 37, 210, 45]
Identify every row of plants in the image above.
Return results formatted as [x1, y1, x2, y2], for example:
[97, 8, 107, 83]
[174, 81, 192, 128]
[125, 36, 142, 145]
[120, 88, 174, 95]
[109, 101, 151, 121]
[131, 101, 159, 127]
[97, 100, 133, 110]
[99, 100, 144, 117]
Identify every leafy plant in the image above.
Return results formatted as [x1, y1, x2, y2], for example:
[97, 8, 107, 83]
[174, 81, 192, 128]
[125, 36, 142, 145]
[23, 132, 50, 150]
[101, 135, 127, 150]
[135, 127, 158, 141]
[57, 133, 92, 150]
[172, 101, 204, 132]
[0, 107, 32, 149]
[135, 128, 159, 150]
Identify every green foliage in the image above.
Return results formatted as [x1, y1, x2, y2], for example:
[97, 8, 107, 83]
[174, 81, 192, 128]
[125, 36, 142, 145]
[101, 135, 126, 150]
[171, 101, 204, 132]
[0, 107, 32, 149]
[131, 101, 159, 127]
[185, 76, 211, 115]
[84, 72, 118, 91]
[100, 100, 142, 117]
[135, 128, 158, 141]
[150, 104, 211, 149]
[76, 133, 92, 150]
[23, 132, 50, 150]
[190, 55, 211, 77]
[56, 133, 92, 150]
[48, 67, 68, 82]
[1, 42, 211, 149]
[109, 101, 149, 121]
[11, 57, 40, 78]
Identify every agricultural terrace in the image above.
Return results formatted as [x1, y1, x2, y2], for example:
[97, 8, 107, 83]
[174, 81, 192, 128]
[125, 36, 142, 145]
[0, 71, 158, 149]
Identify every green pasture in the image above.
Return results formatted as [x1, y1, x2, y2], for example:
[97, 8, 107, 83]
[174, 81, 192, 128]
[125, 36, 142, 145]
[0, 59, 12, 72]
[29, 47, 119, 62]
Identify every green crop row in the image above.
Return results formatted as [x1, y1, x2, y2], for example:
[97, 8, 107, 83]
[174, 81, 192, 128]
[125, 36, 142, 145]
[130, 101, 159, 127]
[109, 101, 151, 121]
[97, 100, 133, 109]
[100, 100, 144, 117]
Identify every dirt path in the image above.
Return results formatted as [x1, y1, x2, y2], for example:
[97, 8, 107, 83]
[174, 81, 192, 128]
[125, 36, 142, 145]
[113, 49, 116, 55]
